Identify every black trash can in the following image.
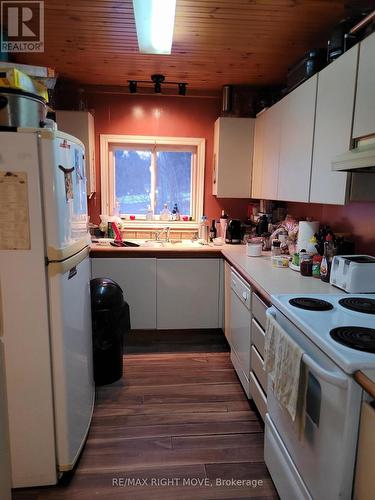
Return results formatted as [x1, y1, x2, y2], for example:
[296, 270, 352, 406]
[90, 278, 131, 385]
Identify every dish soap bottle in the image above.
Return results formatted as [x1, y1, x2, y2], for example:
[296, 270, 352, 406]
[160, 203, 170, 221]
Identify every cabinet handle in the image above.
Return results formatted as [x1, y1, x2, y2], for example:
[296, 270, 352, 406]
[242, 291, 247, 300]
[232, 280, 236, 287]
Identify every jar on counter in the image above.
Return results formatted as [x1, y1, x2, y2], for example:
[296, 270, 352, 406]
[312, 255, 323, 278]
[300, 254, 313, 277]
[271, 239, 281, 257]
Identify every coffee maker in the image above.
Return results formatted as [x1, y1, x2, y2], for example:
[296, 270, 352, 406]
[225, 219, 242, 244]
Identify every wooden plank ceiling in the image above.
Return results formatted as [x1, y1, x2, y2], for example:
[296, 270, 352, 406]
[14, 0, 368, 93]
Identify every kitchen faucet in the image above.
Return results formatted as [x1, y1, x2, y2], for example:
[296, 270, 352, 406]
[155, 226, 171, 242]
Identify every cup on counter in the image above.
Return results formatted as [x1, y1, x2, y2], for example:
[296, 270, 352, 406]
[246, 237, 263, 257]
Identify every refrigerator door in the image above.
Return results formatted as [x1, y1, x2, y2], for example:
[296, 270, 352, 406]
[39, 131, 90, 261]
[48, 247, 95, 471]
[0, 131, 57, 487]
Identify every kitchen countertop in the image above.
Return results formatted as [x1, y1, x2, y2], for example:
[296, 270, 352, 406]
[221, 245, 344, 303]
[354, 370, 375, 400]
[90, 241, 374, 396]
[90, 241, 222, 258]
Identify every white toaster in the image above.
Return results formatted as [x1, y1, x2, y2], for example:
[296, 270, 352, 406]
[330, 255, 375, 293]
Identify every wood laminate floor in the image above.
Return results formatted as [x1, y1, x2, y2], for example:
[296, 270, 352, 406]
[12, 330, 279, 500]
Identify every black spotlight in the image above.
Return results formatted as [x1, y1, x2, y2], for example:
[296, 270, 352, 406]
[151, 74, 165, 94]
[129, 80, 137, 93]
[178, 83, 187, 96]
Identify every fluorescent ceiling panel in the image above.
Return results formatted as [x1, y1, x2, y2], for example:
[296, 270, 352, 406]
[133, 0, 176, 54]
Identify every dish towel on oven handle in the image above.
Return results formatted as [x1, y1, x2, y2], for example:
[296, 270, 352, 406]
[265, 313, 308, 435]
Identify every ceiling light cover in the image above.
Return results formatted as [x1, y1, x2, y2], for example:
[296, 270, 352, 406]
[133, 0, 176, 54]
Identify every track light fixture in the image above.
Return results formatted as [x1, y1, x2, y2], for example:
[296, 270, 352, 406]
[127, 74, 187, 95]
[129, 80, 137, 93]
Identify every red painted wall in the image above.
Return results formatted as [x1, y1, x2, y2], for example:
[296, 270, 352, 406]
[287, 201, 375, 254]
[87, 93, 250, 224]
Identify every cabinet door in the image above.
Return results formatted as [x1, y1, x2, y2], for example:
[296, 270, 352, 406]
[91, 258, 157, 329]
[353, 32, 375, 139]
[310, 46, 358, 204]
[261, 100, 283, 200]
[56, 111, 96, 195]
[278, 75, 317, 202]
[214, 117, 255, 198]
[156, 259, 220, 329]
[252, 112, 265, 199]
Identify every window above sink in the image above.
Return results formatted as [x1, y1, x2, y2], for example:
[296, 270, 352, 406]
[100, 134, 205, 228]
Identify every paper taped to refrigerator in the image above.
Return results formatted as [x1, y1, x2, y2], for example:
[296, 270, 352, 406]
[0, 171, 30, 250]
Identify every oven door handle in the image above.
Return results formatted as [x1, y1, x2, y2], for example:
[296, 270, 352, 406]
[266, 307, 348, 389]
[302, 353, 348, 388]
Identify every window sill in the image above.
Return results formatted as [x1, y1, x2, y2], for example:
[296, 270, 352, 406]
[120, 220, 199, 230]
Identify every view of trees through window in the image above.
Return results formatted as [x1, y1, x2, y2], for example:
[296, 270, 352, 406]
[114, 148, 192, 216]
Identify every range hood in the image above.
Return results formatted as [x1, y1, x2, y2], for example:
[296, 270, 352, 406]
[332, 136, 375, 172]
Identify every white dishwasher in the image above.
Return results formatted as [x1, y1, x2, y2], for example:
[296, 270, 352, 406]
[230, 268, 252, 398]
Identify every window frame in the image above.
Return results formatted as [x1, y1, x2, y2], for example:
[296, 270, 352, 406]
[100, 134, 205, 228]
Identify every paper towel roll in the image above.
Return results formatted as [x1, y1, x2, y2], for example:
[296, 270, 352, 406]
[297, 221, 320, 252]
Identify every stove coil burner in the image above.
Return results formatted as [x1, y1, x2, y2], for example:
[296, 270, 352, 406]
[338, 297, 375, 315]
[289, 298, 334, 311]
[330, 327, 375, 353]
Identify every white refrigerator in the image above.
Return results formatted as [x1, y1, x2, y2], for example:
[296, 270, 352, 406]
[0, 129, 95, 487]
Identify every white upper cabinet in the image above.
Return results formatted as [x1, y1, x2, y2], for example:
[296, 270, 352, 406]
[277, 74, 317, 202]
[353, 32, 375, 139]
[251, 111, 265, 199]
[213, 117, 255, 198]
[261, 99, 283, 200]
[310, 45, 359, 205]
[252, 101, 283, 200]
[55, 111, 96, 196]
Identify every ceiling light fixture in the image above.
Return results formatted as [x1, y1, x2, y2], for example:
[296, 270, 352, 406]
[127, 75, 187, 96]
[132, 0, 176, 55]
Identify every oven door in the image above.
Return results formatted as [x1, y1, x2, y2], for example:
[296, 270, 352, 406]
[265, 307, 362, 500]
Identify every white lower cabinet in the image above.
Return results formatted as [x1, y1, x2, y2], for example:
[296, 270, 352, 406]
[91, 258, 157, 329]
[156, 259, 221, 329]
[91, 257, 221, 330]
[224, 261, 232, 345]
[229, 269, 252, 397]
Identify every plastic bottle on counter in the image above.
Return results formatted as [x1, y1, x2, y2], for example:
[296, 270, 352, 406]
[312, 255, 323, 278]
[320, 234, 336, 282]
[198, 216, 209, 242]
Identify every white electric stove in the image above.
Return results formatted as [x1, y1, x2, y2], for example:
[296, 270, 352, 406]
[264, 293, 375, 500]
[271, 294, 375, 373]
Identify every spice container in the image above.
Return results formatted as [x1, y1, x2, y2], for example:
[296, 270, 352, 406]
[271, 239, 281, 257]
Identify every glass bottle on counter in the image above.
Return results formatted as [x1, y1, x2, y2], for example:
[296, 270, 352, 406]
[209, 219, 217, 242]
[160, 203, 170, 221]
[320, 234, 336, 282]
